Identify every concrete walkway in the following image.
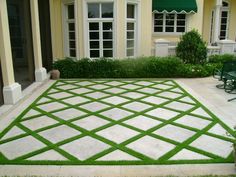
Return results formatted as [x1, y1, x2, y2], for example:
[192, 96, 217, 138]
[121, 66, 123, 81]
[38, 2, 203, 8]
[0, 78, 235, 176]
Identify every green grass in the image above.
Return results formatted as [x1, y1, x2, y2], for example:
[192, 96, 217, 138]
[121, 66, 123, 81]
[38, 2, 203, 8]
[0, 79, 235, 165]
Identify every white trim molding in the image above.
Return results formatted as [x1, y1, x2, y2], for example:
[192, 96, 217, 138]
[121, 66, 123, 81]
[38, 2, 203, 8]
[83, 0, 115, 58]
[3, 83, 22, 105]
[62, 0, 78, 58]
[153, 12, 187, 34]
[126, 0, 141, 57]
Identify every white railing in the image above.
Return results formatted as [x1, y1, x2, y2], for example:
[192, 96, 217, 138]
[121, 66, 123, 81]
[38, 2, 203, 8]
[207, 46, 221, 56]
[168, 46, 176, 56]
[167, 46, 221, 57]
[154, 39, 236, 57]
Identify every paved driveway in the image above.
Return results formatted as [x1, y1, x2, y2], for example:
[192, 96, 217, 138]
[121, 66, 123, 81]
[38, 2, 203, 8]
[0, 79, 234, 165]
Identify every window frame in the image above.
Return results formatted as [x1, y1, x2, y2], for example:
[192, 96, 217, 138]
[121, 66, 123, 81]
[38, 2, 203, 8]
[153, 12, 187, 35]
[83, 0, 116, 59]
[219, 1, 230, 40]
[62, 0, 79, 58]
[126, 3, 137, 57]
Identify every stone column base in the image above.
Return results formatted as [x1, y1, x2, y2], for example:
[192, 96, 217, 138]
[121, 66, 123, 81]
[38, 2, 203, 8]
[3, 83, 22, 105]
[35, 67, 47, 82]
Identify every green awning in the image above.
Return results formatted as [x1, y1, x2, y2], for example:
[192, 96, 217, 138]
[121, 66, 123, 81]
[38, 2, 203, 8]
[152, 0, 198, 13]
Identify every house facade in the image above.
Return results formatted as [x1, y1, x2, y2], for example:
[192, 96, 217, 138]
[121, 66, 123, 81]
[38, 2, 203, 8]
[0, 0, 236, 106]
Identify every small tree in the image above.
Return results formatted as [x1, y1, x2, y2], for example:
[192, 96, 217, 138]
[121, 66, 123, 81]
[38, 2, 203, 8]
[176, 30, 207, 64]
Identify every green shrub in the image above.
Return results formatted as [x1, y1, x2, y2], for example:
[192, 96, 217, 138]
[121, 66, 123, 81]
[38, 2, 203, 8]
[208, 54, 236, 63]
[53, 57, 215, 78]
[177, 64, 215, 78]
[176, 30, 207, 64]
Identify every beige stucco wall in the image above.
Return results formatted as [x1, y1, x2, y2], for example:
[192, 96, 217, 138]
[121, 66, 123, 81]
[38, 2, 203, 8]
[187, 0, 204, 33]
[202, 0, 215, 43]
[228, 0, 236, 41]
[50, 0, 64, 59]
[140, 0, 152, 57]
[77, 0, 85, 58]
[115, 0, 126, 58]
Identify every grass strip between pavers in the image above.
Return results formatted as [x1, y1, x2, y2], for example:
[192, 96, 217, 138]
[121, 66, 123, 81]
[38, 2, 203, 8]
[0, 79, 235, 165]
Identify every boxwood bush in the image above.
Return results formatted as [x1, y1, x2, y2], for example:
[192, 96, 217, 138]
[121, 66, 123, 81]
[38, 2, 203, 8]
[53, 56, 217, 78]
[176, 30, 207, 64]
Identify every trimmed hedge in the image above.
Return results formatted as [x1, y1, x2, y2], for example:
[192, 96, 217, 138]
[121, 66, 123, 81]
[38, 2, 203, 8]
[208, 54, 236, 63]
[53, 57, 218, 78]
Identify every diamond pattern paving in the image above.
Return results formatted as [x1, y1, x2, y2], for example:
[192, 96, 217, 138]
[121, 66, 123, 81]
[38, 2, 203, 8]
[0, 79, 234, 165]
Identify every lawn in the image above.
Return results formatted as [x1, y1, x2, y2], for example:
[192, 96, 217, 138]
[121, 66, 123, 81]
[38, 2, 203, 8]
[0, 79, 235, 165]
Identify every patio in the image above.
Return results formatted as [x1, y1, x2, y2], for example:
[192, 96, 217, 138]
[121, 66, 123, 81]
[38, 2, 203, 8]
[0, 79, 235, 167]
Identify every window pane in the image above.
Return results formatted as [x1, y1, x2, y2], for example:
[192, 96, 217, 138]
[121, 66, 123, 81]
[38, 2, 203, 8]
[127, 23, 134, 30]
[68, 5, 74, 19]
[221, 11, 228, 17]
[166, 20, 174, 26]
[155, 13, 163, 20]
[103, 41, 113, 48]
[177, 14, 185, 20]
[166, 27, 174, 32]
[69, 23, 75, 31]
[154, 27, 163, 32]
[177, 27, 185, 32]
[103, 22, 113, 30]
[166, 14, 175, 20]
[70, 41, 76, 48]
[90, 41, 99, 49]
[221, 18, 227, 24]
[70, 49, 76, 57]
[90, 32, 99, 39]
[88, 3, 99, 18]
[127, 4, 135, 18]
[102, 3, 113, 18]
[69, 32, 75, 39]
[177, 20, 185, 26]
[103, 50, 113, 57]
[89, 23, 99, 30]
[222, 1, 229, 7]
[14, 49, 23, 58]
[127, 49, 134, 57]
[155, 20, 163, 25]
[127, 40, 134, 48]
[221, 24, 227, 30]
[103, 32, 113, 39]
[90, 50, 100, 58]
[220, 31, 226, 37]
[127, 32, 134, 39]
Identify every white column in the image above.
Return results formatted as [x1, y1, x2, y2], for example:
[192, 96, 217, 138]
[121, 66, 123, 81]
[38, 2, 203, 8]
[0, 0, 22, 104]
[214, 0, 222, 43]
[30, 0, 47, 82]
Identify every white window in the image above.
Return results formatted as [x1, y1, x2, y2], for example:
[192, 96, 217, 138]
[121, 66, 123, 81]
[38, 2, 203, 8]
[126, 3, 137, 57]
[87, 2, 114, 58]
[219, 1, 229, 40]
[153, 13, 186, 33]
[63, 2, 77, 57]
